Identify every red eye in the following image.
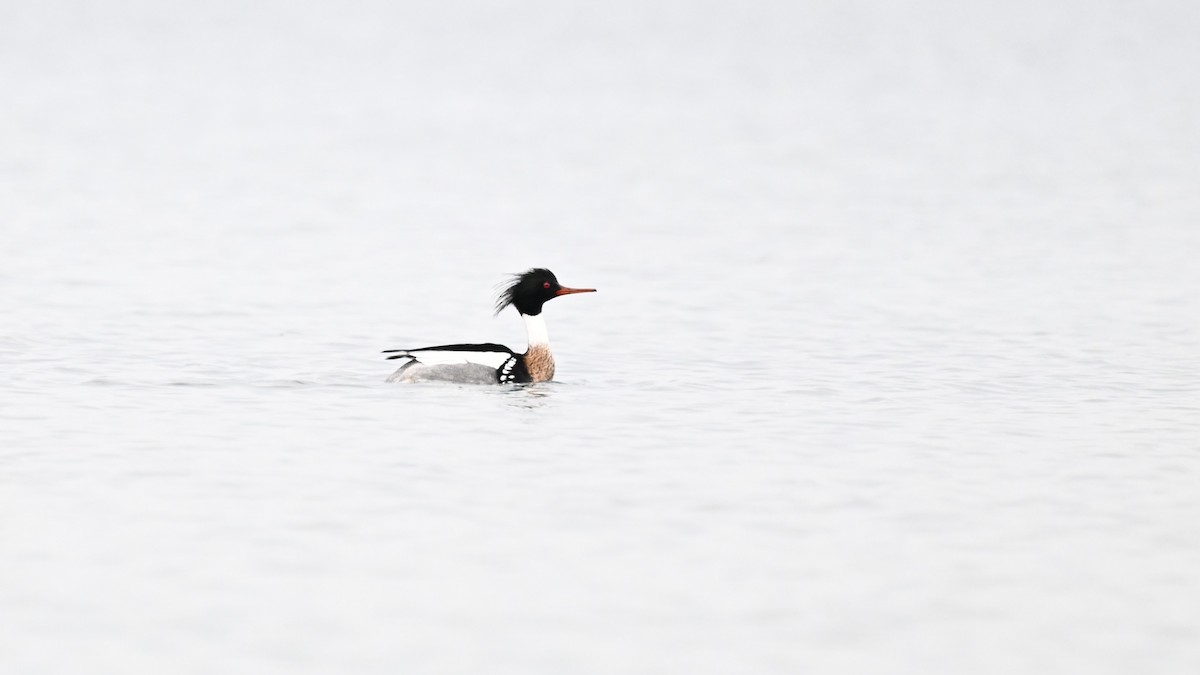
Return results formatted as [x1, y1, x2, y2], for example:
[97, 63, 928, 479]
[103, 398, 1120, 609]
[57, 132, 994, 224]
[543, 282, 551, 289]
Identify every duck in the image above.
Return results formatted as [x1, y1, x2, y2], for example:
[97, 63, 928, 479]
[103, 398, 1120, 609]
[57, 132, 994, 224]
[384, 268, 596, 384]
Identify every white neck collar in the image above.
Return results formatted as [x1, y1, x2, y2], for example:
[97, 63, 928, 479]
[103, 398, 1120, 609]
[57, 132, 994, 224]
[522, 313, 550, 347]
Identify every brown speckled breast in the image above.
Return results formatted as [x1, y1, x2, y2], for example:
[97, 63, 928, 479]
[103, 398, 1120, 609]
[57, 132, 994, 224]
[524, 345, 556, 382]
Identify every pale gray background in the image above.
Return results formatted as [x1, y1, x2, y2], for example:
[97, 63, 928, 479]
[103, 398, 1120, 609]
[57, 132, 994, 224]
[2, 1, 1199, 673]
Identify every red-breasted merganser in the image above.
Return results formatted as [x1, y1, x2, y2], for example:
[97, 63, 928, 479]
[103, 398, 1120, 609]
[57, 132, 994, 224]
[383, 268, 596, 384]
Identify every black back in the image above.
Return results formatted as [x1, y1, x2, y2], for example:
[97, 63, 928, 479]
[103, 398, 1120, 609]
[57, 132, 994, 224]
[382, 343, 514, 360]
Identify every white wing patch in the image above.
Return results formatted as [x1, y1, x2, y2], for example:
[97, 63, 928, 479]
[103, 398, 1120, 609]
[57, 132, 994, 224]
[404, 349, 513, 369]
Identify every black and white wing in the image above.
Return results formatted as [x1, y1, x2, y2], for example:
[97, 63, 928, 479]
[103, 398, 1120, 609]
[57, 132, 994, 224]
[383, 342, 515, 367]
[383, 343, 526, 384]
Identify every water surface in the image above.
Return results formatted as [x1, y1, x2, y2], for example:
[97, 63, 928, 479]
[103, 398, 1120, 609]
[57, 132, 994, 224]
[2, 1, 1199, 673]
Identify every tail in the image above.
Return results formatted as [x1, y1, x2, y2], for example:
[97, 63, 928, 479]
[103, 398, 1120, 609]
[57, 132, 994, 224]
[382, 349, 414, 361]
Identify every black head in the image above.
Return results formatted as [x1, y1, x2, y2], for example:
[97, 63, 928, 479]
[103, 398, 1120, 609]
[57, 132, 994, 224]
[494, 268, 596, 316]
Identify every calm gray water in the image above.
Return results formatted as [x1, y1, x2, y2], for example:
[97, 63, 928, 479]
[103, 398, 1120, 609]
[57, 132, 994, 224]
[3, 1, 1199, 673]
